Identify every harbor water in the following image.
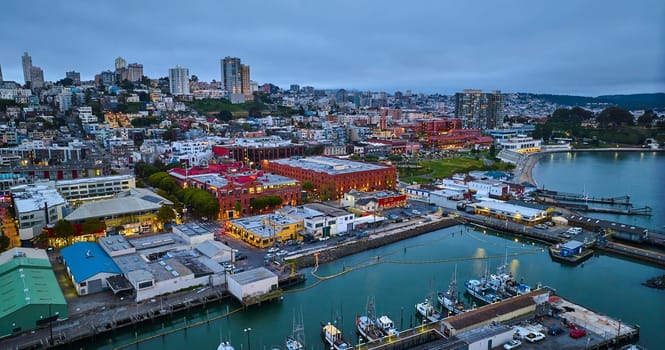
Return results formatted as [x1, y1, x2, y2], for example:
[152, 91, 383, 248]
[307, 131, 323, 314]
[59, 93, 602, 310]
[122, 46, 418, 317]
[86, 151, 664, 350]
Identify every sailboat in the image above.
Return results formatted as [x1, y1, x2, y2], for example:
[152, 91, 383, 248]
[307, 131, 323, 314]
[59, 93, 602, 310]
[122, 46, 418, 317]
[356, 296, 384, 341]
[437, 265, 468, 315]
[285, 310, 305, 350]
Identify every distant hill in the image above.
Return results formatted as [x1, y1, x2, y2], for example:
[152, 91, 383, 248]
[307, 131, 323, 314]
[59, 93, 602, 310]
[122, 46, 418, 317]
[531, 93, 665, 110]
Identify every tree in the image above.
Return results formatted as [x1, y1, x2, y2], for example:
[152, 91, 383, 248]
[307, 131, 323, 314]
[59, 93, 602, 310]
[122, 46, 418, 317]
[0, 235, 9, 253]
[81, 218, 107, 235]
[217, 110, 233, 122]
[302, 181, 315, 193]
[597, 107, 634, 128]
[53, 220, 76, 246]
[637, 110, 656, 127]
[319, 182, 336, 201]
[156, 206, 176, 226]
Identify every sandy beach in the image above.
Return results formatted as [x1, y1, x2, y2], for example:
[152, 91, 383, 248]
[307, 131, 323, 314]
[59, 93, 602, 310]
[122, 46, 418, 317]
[513, 153, 543, 186]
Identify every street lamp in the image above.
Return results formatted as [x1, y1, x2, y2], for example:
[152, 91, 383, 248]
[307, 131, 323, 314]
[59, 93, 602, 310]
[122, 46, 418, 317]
[243, 327, 252, 350]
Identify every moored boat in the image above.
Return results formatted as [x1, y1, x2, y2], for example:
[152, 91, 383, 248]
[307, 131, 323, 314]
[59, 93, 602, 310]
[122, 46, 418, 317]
[464, 278, 502, 304]
[415, 297, 442, 323]
[487, 254, 532, 297]
[321, 322, 352, 350]
[376, 315, 399, 337]
[438, 266, 468, 315]
[548, 240, 594, 265]
[356, 296, 384, 341]
[286, 310, 305, 350]
[217, 341, 235, 350]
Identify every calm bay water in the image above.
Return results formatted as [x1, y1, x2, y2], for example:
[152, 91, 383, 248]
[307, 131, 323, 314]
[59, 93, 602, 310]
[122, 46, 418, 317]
[532, 151, 664, 231]
[89, 152, 664, 350]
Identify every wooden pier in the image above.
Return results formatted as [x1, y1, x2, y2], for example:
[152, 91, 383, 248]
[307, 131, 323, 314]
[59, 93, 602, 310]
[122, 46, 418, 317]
[534, 189, 632, 206]
[554, 203, 652, 216]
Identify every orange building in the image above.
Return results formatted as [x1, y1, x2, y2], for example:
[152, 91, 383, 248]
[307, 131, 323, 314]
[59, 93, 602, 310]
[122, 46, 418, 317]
[264, 156, 396, 200]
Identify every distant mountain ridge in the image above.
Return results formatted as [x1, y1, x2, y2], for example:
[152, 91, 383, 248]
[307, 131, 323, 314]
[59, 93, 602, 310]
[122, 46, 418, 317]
[530, 93, 665, 110]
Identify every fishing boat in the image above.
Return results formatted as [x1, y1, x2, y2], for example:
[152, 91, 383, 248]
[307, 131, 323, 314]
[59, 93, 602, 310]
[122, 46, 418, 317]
[465, 263, 503, 304]
[321, 322, 352, 350]
[548, 240, 593, 265]
[487, 254, 532, 297]
[375, 315, 399, 337]
[415, 297, 442, 323]
[216, 341, 235, 350]
[356, 296, 384, 341]
[285, 311, 305, 350]
[437, 266, 468, 315]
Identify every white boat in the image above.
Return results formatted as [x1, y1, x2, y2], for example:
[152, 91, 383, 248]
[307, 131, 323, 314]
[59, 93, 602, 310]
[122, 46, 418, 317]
[217, 341, 235, 350]
[438, 266, 468, 315]
[286, 311, 305, 350]
[376, 315, 399, 337]
[415, 298, 442, 323]
[321, 322, 352, 350]
[356, 296, 384, 341]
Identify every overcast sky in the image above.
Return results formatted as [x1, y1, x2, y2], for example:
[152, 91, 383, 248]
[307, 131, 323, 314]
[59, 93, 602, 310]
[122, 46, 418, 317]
[1, 0, 663, 95]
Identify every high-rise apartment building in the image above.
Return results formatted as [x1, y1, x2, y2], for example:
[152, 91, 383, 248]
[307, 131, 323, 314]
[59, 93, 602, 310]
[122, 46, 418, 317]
[22, 52, 33, 84]
[66, 71, 81, 85]
[221, 56, 242, 94]
[29, 66, 44, 89]
[115, 57, 127, 70]
[169, 65, 190, 95]
[241, 64, 251, 97]
[127, 63, 143, 82]
[0, 64, 3, 82]
[454, 89, 504, 129]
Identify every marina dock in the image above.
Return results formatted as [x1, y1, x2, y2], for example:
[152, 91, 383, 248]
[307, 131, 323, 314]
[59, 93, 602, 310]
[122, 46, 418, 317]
[534, 189, 632, 206]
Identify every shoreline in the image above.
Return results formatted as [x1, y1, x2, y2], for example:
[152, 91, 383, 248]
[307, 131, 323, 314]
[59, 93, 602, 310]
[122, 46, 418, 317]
[512, 147, 663, 187]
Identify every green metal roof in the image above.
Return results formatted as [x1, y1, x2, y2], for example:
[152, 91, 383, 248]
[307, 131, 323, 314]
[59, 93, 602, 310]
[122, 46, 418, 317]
[0, 258, 67, 320]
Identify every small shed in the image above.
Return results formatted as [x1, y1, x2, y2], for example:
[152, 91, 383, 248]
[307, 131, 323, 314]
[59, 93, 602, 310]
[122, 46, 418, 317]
[227, 267, 279, 306]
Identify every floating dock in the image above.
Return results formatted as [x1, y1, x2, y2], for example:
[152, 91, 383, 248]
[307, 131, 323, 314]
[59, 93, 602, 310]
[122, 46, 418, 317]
[534, 189, 632, 206]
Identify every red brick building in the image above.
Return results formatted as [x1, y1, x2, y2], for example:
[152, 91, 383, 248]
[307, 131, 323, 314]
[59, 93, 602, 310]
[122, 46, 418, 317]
[212, 137, 304, 165]
[168, 166, 301, 219]
[264, 156, 396, 200]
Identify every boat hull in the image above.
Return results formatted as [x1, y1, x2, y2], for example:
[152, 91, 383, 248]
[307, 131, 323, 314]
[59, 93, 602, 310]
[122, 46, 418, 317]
[548, 246, 594, 265]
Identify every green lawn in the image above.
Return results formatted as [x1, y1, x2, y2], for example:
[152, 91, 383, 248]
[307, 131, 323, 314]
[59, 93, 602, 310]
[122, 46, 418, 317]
[398, 156, 514, 184]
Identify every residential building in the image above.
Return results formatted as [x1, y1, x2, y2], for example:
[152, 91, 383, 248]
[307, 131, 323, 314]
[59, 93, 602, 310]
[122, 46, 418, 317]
[241, 64, 252, 100]
[0, 248, 68, 338]
[0, 63, 3, 82]
[264, 156, 397, 200]
[29, 66, 44, 89]
[127, 63, 143, 82]
[66, 70, 81, 85]
[340, 190, 407, 212]
[55, 174, 136, 203]
[77, 106, 98, 123]
[221, 57, 242, 94]
[212, 136, 305, 165]
[115, 57, 127, 70]
[455, 89, 504, 129]
[169, 65, 190, 96]
[22, 52, 32, 84]
[11, 183, 68, 244]
[226, 212, 304, 248]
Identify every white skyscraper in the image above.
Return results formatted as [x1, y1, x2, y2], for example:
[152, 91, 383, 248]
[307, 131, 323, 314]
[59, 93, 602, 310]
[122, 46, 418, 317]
[169, 65, 190, 95]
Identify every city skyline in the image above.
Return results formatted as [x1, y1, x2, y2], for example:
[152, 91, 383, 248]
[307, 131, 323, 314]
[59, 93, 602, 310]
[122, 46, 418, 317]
[1, 0, 663, 95]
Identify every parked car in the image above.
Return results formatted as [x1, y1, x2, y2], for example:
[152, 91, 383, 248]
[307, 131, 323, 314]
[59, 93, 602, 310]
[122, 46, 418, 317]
[569, 328, 587, 339]
[548, 326, 564, 336]
[503, 339, 522, 350]
[524, 332, 546, 343]
[235, 253, 247, 261]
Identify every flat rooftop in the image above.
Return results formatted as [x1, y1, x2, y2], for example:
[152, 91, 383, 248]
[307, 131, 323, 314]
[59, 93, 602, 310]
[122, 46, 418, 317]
[229, 267, 277, 285]
[270, 156, 390, 175]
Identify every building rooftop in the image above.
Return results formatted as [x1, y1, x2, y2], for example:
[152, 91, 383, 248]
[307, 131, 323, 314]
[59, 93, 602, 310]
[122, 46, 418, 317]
[473, 200, 546, 218]
[0, 254, 67, 320]
[64, 188, 172, 221]
[229, 213, 301, 239]
[173, 223, 211, 237]
[270, 156, 389, 175]
[229, 267, 277, 285]
[60, 242, 121, 283]
[304, 202, 350, 217]
[12, 184, 67, 213]
[55, 174, 134, 186]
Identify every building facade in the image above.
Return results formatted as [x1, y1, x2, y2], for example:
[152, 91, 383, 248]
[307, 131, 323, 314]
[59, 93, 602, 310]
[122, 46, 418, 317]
[221, 57, 242, 94]
[169, 65, 190, 95]
[455, 89, 504, 129]
[264, 156, 397, 200]
[22, 52, 32, 84]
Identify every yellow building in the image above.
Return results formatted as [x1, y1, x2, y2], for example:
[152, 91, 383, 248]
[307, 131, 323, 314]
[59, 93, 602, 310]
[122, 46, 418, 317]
[226, 213, 303, 248]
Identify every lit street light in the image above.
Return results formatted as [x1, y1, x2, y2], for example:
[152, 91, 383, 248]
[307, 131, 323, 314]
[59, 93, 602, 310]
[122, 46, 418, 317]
[244, 327, 252, 350]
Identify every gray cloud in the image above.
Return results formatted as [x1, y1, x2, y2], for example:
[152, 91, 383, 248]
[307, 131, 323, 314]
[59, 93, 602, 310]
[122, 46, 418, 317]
[0, 0, 663, 95]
